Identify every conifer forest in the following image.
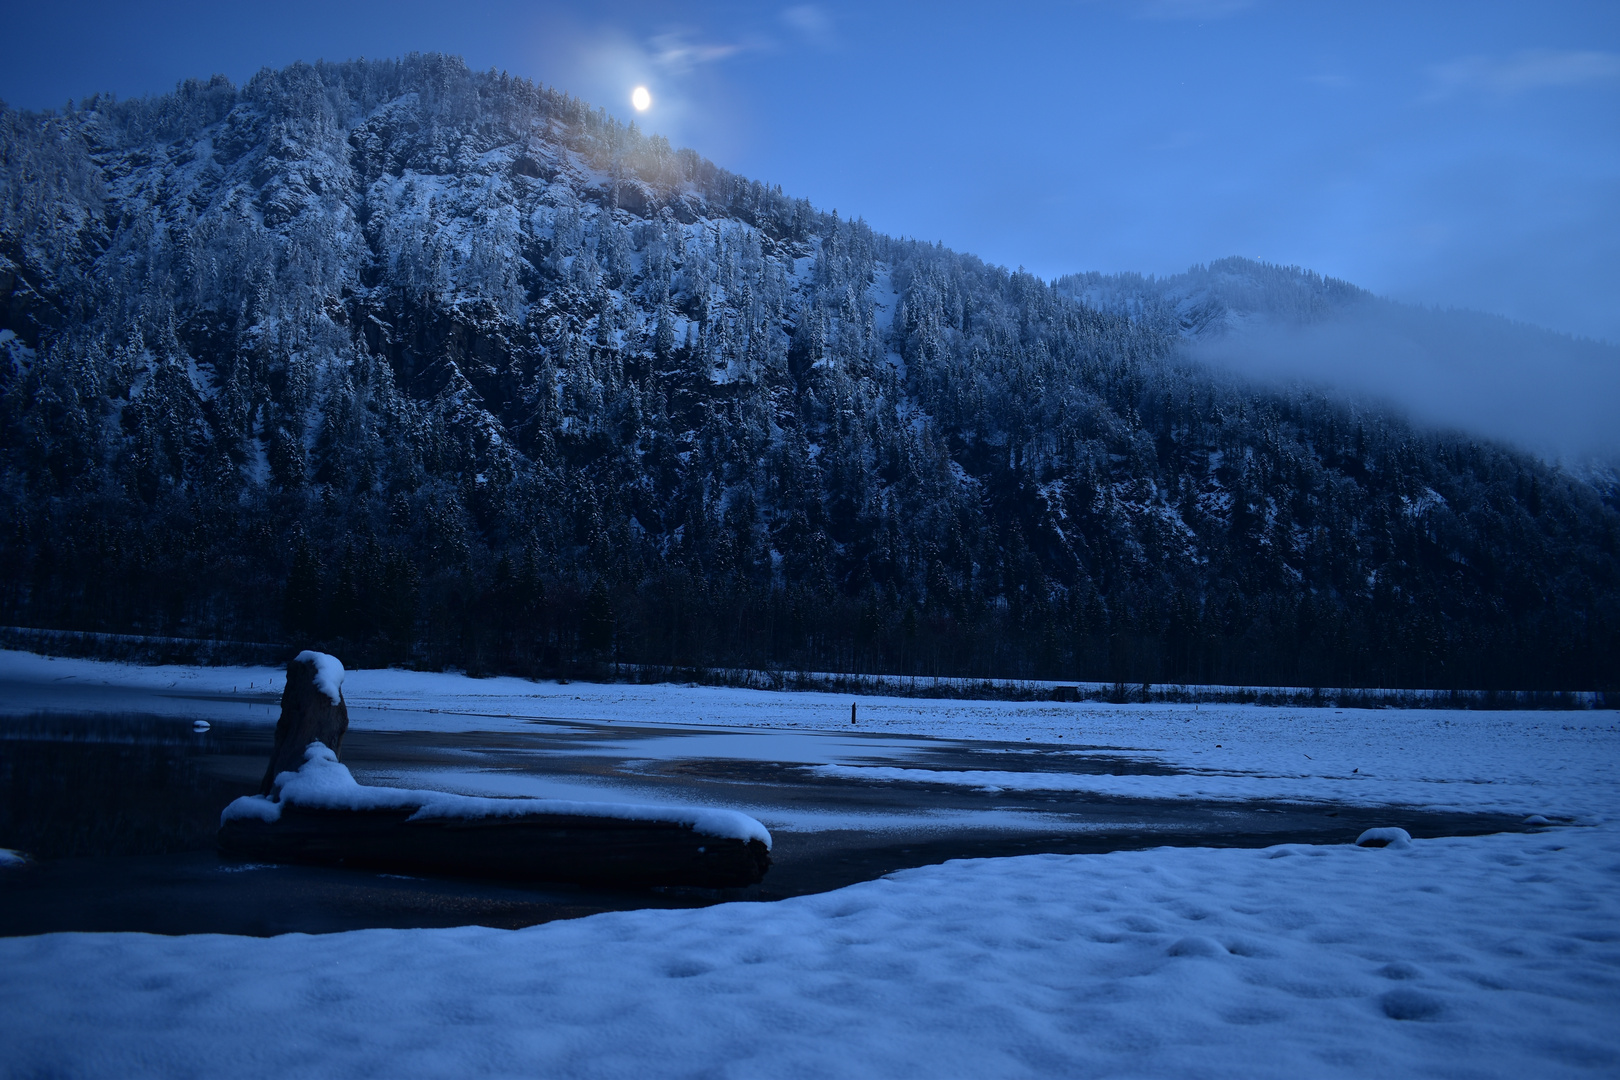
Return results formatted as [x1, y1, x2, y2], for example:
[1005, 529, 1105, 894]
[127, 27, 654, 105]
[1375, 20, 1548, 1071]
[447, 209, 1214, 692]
[2, 55, 1616, 689]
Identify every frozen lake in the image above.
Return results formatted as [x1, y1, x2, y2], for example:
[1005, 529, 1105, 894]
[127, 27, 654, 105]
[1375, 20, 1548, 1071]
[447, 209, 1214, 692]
[0, 655, 1553, 935]
[2, 652, 1617, 1078]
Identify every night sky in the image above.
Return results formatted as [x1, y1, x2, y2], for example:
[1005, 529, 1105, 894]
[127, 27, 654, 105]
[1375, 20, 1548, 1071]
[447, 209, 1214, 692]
[2, 0, 1616, 344]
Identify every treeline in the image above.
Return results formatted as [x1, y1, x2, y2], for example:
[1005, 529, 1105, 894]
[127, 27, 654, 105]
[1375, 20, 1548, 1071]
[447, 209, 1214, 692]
[1, 56, 1616, 690]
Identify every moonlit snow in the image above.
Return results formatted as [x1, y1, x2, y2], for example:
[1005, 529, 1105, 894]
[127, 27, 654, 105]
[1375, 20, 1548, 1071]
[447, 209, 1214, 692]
[1354, 826, 1413, 849]
[3, 832, 1615, 1078]
[295, 649, 346, 705]
[227, 741, 771, 844]
[1, 650, 1616, 1077]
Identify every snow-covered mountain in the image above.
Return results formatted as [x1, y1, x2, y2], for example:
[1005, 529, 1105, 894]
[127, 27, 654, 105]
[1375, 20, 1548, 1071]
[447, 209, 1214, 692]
[1, 55, 1615, 689]
[1057, 257, 1371, 339]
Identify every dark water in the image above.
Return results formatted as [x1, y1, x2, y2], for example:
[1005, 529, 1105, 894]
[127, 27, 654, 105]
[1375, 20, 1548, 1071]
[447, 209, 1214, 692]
[0, 713, 266, 858]
[0, 710, 1534, 937]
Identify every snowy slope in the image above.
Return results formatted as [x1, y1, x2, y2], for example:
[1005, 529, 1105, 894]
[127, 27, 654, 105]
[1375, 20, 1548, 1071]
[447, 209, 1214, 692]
[2, 830, 1616, 1078]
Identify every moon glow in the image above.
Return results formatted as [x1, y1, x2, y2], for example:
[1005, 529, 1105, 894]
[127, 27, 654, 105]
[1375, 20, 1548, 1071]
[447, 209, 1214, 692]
[632, 86, 651, 111]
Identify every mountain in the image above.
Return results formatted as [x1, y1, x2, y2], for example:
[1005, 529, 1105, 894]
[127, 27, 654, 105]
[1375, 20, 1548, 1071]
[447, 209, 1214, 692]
[1, 55, 1616, 689]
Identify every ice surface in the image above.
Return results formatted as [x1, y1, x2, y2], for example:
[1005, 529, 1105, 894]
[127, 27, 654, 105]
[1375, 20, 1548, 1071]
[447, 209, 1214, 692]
[294, 649, 345, 704]
[3, 649, 1615, 821]
[222, 742, 771, 846]
[6, 651, 1619, 819]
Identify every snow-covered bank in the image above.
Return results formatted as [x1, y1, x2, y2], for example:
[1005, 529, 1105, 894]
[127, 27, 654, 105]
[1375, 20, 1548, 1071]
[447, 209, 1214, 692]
[4, 829, 1616, 1079]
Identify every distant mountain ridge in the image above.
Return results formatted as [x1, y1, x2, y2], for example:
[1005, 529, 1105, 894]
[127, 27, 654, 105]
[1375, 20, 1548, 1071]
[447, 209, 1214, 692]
[1059, 258, 1620, 466]
[1, 54, 1615, 689]
[1058, 257, 1374, 338]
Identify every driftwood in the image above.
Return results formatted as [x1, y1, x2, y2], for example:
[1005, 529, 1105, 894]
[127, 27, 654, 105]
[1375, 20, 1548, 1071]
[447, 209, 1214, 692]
[260, 654, 348, 794]
[218, 805, 771, 888]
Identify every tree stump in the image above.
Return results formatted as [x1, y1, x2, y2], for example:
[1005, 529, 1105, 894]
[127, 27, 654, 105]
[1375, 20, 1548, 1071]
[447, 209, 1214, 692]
[260, 652, 349, 794]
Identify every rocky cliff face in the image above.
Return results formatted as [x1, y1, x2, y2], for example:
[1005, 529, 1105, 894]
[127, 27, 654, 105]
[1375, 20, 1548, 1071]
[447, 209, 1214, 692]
[1, 55, 1615, 689]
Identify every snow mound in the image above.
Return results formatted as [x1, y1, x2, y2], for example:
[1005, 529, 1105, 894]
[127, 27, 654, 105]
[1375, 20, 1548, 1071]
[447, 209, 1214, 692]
[1264, 844, 1327, 859]
[294, 650, 345, 704]
[1166, 936, 1226, 958]
[0, 848, 29, 868]
[222, 743, 770, 846]
[1356, 827, 1413, 849]
[1380, 987, 1446, 1021]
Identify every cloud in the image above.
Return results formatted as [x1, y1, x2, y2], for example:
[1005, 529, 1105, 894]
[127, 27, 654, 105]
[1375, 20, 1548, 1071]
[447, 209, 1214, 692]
[1185, 302, 1620, 462]
[781, 5, 834, 45]
[1428, 49, 1620, 98]
[647, 31, 759, 75]
[1135, 0, 1257, 21]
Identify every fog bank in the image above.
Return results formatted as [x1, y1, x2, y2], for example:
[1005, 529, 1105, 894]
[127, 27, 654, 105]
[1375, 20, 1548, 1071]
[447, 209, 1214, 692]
[1184, 300, 1620, 463]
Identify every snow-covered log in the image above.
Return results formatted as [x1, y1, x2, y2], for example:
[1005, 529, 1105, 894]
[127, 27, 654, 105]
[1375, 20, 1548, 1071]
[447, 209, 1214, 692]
[223, 744, 771, 888]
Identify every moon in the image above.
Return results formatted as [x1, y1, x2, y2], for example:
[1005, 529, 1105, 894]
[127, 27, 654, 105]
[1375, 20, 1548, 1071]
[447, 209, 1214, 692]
[632, 86, 651, 112]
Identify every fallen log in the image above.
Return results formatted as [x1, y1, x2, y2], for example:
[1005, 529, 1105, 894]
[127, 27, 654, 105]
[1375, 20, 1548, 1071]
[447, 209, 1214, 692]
[220, 743, 771, 889]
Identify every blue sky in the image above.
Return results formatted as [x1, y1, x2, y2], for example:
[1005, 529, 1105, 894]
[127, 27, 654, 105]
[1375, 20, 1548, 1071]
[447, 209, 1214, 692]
[2, 0, 1617, 342]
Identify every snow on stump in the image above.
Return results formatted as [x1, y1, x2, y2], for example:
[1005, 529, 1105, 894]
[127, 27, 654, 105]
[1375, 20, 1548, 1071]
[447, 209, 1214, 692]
[1355, 827, 1413, 850]
[222, 744, 772, 889]
[259, 650, 349, 796]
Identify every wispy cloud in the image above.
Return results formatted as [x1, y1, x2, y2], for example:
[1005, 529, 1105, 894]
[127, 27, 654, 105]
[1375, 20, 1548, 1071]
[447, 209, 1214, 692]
[1135, 0, 1257, 21]
[781, 5, 835, 46]
[633, 11, 831, 83]
[647, 31, 759, 75]
[1428, 49, 1620, 98]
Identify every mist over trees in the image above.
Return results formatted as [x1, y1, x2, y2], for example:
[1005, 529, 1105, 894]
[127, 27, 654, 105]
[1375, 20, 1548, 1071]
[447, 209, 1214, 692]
[1059, 259, 1620, 465]
[1, 55, 1616, 689]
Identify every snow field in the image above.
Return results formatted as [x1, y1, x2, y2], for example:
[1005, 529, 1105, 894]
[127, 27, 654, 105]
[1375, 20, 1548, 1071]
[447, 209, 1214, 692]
[2, 830, 1616, 1079]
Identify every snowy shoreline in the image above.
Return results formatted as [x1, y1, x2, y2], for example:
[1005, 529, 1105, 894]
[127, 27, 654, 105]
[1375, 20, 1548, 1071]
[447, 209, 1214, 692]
[2, 649, 1617, 1077]
[3, 830, 1616, 1078]
[2, 628, 1608, 709]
